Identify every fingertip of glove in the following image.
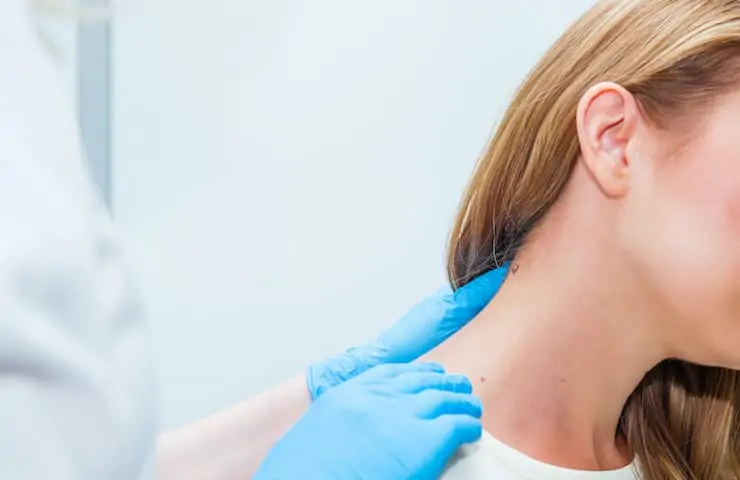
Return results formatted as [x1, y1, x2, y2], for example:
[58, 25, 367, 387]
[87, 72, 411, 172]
[455, 265, 509, 303]
[474, 265, 509, 289]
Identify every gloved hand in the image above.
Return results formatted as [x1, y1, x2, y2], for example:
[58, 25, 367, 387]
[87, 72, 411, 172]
[307, 266, 508, 398]
[254, 362, 482, 480]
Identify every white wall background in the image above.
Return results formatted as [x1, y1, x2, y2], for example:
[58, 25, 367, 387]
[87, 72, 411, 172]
[112, 0, 597, 429]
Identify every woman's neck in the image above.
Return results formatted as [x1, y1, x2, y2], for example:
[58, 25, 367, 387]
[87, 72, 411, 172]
[427, 250, 667, 471]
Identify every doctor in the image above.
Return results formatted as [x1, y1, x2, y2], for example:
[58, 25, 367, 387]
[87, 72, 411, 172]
[1, 1, 507, 479]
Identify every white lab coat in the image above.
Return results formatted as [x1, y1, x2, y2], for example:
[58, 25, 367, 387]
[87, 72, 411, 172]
[0, 2, 157, 479]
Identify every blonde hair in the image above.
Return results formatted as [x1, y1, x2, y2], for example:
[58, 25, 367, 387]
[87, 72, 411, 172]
[447, 1, 740, 478]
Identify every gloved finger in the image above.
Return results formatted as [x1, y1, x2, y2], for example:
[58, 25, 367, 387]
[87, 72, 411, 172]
[434, 266, 509, 334]
[417, 266, 509, 350]
[397, 372, 472, 394]
[441, 414, 484, 446]
[451, 265, 509, 311]
[370, 266, 510, 365]
[305, 268, 509, 400]
[359, 362, 446, 383]
[413, 390, 483, 419]
[422, 414, 484, 476]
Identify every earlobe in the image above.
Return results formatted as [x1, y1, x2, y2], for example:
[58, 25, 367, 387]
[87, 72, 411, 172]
[576, 82, 638, 198]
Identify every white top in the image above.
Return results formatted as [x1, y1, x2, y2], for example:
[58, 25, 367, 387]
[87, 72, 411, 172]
[443, 431, 639, 480]
[0, 2, 157, 479]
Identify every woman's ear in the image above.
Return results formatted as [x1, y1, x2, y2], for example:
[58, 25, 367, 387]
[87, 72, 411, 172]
[576, 82, 639, 198]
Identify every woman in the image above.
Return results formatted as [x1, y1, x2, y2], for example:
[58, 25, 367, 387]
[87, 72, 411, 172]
[433, 0, 740, 479]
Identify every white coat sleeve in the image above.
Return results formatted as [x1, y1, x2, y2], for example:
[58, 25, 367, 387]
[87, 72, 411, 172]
[0, 3, 158, 479]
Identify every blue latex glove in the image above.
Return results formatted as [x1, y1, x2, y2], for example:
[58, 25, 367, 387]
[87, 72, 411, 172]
[254, 362, 483, 480]
[307, 266, 508, 398]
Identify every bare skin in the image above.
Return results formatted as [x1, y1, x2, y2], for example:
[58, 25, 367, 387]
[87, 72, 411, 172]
[157, 376, 310, 480]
